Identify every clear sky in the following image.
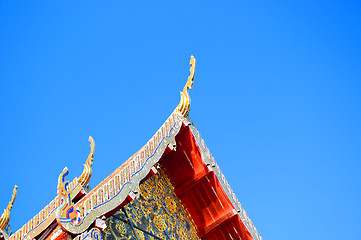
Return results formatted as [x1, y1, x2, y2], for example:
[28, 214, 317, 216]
[0, 1, 360, 239]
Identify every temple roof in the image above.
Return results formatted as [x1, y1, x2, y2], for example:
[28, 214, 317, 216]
[1, 56, 261, 240]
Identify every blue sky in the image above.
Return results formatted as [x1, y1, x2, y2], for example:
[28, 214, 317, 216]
[0, 1, 360, 239]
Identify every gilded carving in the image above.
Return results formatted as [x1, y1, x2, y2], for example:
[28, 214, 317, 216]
[114, 221, 126, 237]
[176, 55, 196, 117]
[78, 136, 95, 187]
[0, 185, 18, 230]
[57, 167, 74, 220]
[102, 166, 199, 240]
[153, 215, 166, 232]
[139, 184, 151, 201]
[164, 196, 178, 215]
[89, 227, 102, 240]
[73, 228, 103, 240]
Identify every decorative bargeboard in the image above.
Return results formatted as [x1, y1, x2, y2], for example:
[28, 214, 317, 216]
[56, 112, 183, 234]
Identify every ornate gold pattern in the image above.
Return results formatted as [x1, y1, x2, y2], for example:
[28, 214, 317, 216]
[89, 227, 102, 240]
[176, 55, 196, 117]
[74, 227, 103, 240]
[164, 196, 178, 215]
[102, 166, 199, 240]
[57, 167, 74, 219]
[0, 185, 18, 230]
[78, 136, 95, 187]
[153, 215, 166, 232]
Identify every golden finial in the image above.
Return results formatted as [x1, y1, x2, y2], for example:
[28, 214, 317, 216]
[57, 167, 74, 219]
[0, 185, 18, 230]
[176, 55, 196, 117]
[78, 136, 95, 187]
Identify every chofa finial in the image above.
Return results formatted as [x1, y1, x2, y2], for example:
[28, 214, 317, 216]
[0, 185, 18, 230]
[176, 55, 196, 117]
[78, 136, 95, 187]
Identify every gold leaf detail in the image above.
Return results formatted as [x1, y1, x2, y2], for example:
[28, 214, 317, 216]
[176, 55, 196, 117]
[78, 136, 95, 187]
[153, 215, 166, 232]
[57, 167, 74, 219]
[0, 185, 18, 229]
[165, 196, 178, 214]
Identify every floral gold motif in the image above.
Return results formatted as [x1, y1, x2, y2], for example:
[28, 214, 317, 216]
[165, 196, 178, 214]
[153, 215, 166, 232]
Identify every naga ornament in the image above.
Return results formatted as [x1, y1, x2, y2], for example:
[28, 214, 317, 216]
[176, 55, 196, 117]
[57, 167, 74, 221]
[0, 185, 18, 230]
[57, 137, 96, 229]
[78, 136, 95, 187]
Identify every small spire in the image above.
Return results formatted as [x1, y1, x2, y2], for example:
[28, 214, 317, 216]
[176, 55, 196, 117]
[0, 185, 18, 230]
[78, 136, 95, 187]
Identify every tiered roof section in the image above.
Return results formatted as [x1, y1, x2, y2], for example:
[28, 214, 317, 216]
[0, 56, 262, 240]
